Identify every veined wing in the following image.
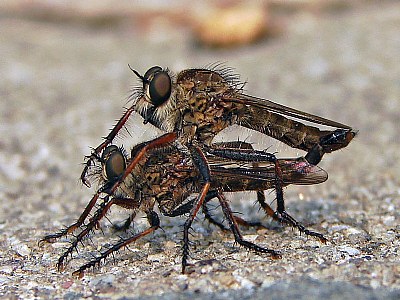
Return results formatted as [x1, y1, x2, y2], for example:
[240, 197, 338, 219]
[210, 158, 328, 187]
[225, 93, 352, 129]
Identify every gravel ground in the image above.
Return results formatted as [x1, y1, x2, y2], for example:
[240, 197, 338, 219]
[1, 2, 399, 299]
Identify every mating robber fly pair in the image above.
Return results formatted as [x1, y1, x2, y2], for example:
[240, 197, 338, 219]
[41, 65, 356, 277]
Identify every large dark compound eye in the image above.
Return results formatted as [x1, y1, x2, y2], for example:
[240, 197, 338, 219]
[143, 66, 171, 107]
[102, 146, 126, 181]
[101, 145, 119, 161]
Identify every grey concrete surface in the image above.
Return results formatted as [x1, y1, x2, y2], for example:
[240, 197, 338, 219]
[0, 2, 399, 299]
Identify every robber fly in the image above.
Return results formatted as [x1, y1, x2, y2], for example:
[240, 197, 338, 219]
[80, 65, 355, 188]
[76, 65, 355, 273]
[80, 65, 355, 182]
[42, 139, 328, 277]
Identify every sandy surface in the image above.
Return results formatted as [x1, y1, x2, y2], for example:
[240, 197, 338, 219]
[0, 2, 399, 299]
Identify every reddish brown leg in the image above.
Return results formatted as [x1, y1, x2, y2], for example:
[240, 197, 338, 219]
[40, 192, 101, 244]
[182, 182, 211, 273]
[181, 145, 212, 274]
[81, 106, 136, 187]
[57, 197, 141, 272]
[256, 190, 278, 220]
[72, 210, 160, 279]
[233, 216, 266, 229]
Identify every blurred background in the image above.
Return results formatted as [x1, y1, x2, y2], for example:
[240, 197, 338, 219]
[0, 0, 399, 299]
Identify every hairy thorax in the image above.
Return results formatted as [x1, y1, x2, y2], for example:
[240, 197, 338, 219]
[175, 69, 244, 144]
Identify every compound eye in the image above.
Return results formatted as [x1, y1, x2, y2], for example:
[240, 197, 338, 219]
[143, 66, 171, 107]
[101, 145, 119, 161]
[103, 147, 126, 181]
[143, 66, 163, 80]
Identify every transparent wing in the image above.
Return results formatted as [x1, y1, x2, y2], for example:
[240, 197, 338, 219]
[224, 93, 352, 129]
[210, 158, 328, 186]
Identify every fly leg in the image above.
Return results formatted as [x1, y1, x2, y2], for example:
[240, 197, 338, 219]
[201, 190, 229, 231]
[181, 145, 211, 274]
[207, 146, 284, 230]
[272, 163, 327, 243]
[162, 196, 199, 217]
[40, 192, 102, 244]
[206, 145, 278, 164]
[205, 141, 267, 230]
[42, 133, 175, 244]
[73, 210, 160, 279]
[217, 191, 281, 258]
[202, 190, 267, 231]
[233, 215, 266, 229]
[206, 145, 327, 242]
[80, 106, 136, 187]
[56, 196, 141, 272]
[161, 189, 257, 233]
[255, 191, 279, 220]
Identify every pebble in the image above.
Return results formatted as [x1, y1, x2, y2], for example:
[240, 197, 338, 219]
[338, 245, 360, 256]
[147, 253, 165, 262]
[10, 238, 31, 257]
[88, 274, 115, 289]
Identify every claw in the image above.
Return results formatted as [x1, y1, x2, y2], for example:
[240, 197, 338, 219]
[271, 251, 282, 260]
[72, 270, 84, 279]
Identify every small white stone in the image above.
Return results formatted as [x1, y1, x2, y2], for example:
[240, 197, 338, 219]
[177, 274, 188, 281]
[338, 245, 360, 256]
[12, 243, 31, 257]
[41, 253, 51, 260]
[370, 279, 380, 289]
[89, 274, 115, 288]
[147, 253, 165, 262]
[345, 227, 363, 234]
[329, 225, 349, 232]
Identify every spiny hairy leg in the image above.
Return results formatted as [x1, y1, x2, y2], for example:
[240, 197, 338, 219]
[80, 106, 136, 187]
[181, 145, 211, 274]
[268, 164, 327, 243]
[204, 190, 268, 231]
[274, 210, 327, 243]
[56, 197, 141, 271]
[56, 197, 114, 271]
[217, 192, 281, 259]
[40, 193, 101, 245]
[72, 211, 160, 278]
[181, 183, 210, 274]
